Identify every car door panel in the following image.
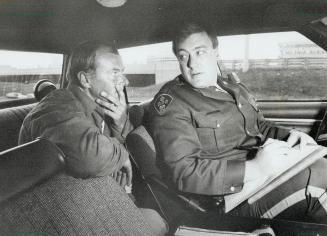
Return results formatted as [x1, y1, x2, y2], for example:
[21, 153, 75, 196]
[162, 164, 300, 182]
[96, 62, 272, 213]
[258, 101, 327, 136]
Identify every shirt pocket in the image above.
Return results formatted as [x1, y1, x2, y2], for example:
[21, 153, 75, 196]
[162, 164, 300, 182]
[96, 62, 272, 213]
[194, 111, 228, 154]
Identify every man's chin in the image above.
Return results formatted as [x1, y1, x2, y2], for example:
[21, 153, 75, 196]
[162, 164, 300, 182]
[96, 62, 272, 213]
[184, 77, 201, 87]
[190, 79, 209, 89]
[189, 83, 207, 89]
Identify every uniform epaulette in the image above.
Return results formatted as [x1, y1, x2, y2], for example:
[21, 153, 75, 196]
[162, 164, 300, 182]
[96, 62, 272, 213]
[227, 72, 241, 84]
[164, 75, 184, 89]
[158, 75, 184, 96]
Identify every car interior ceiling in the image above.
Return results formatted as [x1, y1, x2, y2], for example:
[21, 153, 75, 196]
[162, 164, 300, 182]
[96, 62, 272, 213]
[0, 0, 326, 54]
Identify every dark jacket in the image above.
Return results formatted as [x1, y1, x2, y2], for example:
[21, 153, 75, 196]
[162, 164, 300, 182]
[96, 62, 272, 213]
[147, 75, 290, 195]
[19, 84, 132, 178]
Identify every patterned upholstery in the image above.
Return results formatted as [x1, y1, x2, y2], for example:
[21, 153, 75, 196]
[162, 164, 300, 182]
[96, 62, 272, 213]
[0, 174, 154, 236]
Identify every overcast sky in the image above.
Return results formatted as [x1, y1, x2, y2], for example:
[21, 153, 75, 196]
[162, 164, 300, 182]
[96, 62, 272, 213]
[0, 31, 314, 68]
[120, 31, 313, 64]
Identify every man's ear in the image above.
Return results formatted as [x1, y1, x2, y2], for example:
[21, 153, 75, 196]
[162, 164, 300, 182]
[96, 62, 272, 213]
[77, 71, 92, 89]
[214, 46, 219, 58]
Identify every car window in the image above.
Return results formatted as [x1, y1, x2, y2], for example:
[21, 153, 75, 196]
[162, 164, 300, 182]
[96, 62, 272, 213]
[119, 43, 176, 104]
[120, 31, 327, 103]
[0, 50, 63, 102]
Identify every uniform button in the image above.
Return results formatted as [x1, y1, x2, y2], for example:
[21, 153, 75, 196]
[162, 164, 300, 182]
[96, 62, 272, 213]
[215, 88, 219, 92]
[216, 123, 220, 128]
[230, 186, 235, 192]
[238, 103, 242, 108]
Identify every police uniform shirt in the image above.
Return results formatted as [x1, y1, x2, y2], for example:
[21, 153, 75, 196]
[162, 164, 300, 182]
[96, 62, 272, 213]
[147, 75, 290, 196]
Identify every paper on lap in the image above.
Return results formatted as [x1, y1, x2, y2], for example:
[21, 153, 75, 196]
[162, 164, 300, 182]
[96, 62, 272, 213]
[224, 141, 327, 213]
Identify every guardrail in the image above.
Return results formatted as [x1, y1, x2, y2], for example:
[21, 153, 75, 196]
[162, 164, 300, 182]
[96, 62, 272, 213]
[219, 58, 327, 70]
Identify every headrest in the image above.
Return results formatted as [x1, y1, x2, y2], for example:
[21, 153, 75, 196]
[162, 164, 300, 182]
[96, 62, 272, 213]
[129, 101, 152, 127]
[34, 79, 57, 101]
[129, 105, 145, 128]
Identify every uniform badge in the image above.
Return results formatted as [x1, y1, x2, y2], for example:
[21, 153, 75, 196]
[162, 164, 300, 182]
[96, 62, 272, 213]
[154, 94, 173, 115]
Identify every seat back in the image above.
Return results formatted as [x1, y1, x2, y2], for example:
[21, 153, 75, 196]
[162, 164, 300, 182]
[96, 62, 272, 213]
[0, 138, 65, 203]
[0, 103, 36, 152]
[0, 80, 57, 152]
[0, 133, 154, 235]
[127, 105, 207, 225]
[0, 174, 155, 235]
[126, 125, 162, 179]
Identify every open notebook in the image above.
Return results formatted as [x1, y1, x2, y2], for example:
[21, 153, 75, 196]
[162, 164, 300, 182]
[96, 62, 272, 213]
[224, 142, 327, 213]
[175, 226, 258, 236]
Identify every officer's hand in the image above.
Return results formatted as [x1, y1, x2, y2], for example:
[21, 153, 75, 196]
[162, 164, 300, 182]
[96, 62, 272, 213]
[96, 83, 128, 131]
[287, 129, 316, 150]
[244, 139, 296, 182]
[255, 139, 292, 174]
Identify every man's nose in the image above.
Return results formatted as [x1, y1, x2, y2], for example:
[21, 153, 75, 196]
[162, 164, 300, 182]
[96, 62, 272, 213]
[116, 74, 129, 86]
[187, 55, 197, 69]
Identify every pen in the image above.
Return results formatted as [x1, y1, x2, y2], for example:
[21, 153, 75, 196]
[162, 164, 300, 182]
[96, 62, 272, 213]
[236, 145, 261, 150]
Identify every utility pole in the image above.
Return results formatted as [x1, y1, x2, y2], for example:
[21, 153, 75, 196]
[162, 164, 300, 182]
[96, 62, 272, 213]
[242, 35, 250, 72]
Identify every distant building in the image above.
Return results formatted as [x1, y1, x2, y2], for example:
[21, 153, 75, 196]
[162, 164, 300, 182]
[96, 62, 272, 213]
[0, 65, 61, 75]
[279, 43, 327, 58]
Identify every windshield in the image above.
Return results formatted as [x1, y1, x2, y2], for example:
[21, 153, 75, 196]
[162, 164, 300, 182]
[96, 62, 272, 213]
[120, 31, 327, 103]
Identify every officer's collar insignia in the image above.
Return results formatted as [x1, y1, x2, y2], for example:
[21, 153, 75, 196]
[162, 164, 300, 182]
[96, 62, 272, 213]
[154, 94, 173, 114]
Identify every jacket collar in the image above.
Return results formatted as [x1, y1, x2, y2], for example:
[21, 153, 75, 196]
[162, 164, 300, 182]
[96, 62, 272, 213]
[67, 83, 101, 117]
[179, 75, 238, 102]
[217, 75, 241, 102]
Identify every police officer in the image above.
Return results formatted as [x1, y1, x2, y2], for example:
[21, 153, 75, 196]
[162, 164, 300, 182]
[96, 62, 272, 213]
[147, 22, 327, 223]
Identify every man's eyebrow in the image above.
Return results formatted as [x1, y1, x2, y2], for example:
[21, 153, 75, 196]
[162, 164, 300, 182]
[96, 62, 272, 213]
[177, 49, 188, 54]
[177, 45, 208, 53]
[194, 45, 208, 50]
[112, 67, 124, 71]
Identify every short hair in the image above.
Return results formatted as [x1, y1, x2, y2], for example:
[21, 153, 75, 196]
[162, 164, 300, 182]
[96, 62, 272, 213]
[172, 22, 218, 55]
[66, 41, 118, 85]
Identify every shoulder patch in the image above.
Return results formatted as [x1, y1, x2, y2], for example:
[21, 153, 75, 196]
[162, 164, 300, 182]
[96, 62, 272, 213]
[154, 94, 173, 115]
